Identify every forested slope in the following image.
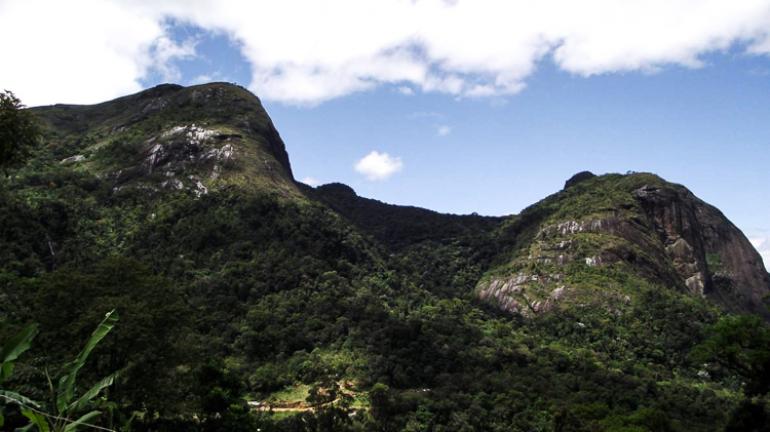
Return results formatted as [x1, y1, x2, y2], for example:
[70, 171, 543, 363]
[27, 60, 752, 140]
[1, 83, 769, 432]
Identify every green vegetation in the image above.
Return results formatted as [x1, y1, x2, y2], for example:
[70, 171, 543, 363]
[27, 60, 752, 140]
[0, 90, 40, 178]
[1, 311, 119, 431]
[0, 323, 39, 429]
[694, 315, 770, 396]
[1, 84, 769, 431]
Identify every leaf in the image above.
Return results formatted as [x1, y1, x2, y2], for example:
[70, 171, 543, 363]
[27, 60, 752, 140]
[56, 310, 117, 413]
[0, 389, 41, 408]
[67, 372, 117, 414]
[1, 362, 13, 383]
[0, 323, 38, 382]
[44, 368, 55, 400]
[20, 408, 50, 432]
[62, 410, 100, 432]
[1, 323, 38, 362]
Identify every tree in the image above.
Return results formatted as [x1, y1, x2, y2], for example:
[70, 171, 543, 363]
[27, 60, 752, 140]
[0, 90, 39, 178]
[185, 362, 256, 432]
[693, 315, 770, 431]
[32, 257, 192, 417]
[693, 314, 770, 396]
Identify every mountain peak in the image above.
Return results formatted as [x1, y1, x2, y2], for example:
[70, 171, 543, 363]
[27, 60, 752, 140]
[316, 182, 358, 197]
[480, 171, 770, 318]
[31, 83, 296, 198]
[135, 83, 185, 98]
[563, 170, 596, 189]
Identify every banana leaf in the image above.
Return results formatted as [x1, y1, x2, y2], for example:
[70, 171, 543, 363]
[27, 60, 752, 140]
[56, 311, 117, 414]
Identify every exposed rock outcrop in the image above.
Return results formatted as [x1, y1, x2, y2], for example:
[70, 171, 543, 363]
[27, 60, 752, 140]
[478, 173, 770, 318]
[634, 183, 770, 315]
[478, 273, 567, 316]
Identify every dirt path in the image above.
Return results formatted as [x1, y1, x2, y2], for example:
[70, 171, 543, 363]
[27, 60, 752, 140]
[248, 381, 361, 413]
[248, 397, 342, 413]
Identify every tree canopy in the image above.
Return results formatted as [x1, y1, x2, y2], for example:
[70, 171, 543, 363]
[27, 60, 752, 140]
[0, 90, 39, 177]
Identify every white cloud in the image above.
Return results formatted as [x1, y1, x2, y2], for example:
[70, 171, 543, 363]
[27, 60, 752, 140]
[397, 86, 415, 95]
[150, 33, 198, 82]
[354, 151, 403, 181]
[187, 70, 231, 86]
[749, 235, 770, 271]
[437, 125, 452, 136]
[4, 1, 770, 105]
[0, 0, 194, 106]
[301, 176, 321, 187]
[188, 74, 213, 85]
[409, 111, 445, 121]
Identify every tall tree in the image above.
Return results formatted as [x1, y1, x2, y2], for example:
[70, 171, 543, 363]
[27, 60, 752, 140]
[693, 314, 770, 397]
[0, 90, 39, 178]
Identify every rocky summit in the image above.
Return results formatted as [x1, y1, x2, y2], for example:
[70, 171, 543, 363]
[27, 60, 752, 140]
[478, 172, 770, 318]
[2, 83, 769, 432]
[32, 83, 296, 198]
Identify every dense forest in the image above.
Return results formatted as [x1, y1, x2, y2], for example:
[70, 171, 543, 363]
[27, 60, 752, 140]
[1, 84, 769, 432]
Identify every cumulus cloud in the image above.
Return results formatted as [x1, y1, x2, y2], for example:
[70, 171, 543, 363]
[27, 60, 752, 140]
[149, 33, 198, 82]
[4, 0, 770, 105]
[188, 74, 214, 85]
[301, 176, 321, 187]
[0, 0, 194, 106]
[437, 125, 452, 136]
[397, 86, 415, 96]
[354, 151, 403, 181]
[749, 235, 770, 271]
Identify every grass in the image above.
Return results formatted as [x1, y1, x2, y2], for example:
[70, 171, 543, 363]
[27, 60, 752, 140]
[268, 383, 311, 405]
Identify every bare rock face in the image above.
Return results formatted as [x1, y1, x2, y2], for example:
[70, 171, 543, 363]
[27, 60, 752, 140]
[632, 186, 710, 296]
[478, 273, 567, 316]
[634, 184, 770, 316]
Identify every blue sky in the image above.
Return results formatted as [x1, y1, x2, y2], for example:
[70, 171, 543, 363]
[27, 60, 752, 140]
[1, 0, 769, 266]
[161, 31, 770, 268]
[147, 32, 770, 230]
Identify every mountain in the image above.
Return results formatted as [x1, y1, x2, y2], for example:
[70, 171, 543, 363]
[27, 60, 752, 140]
[2, 83, 769, 432]
[478, 171, 770, 318]
[31, 82, 296, 198]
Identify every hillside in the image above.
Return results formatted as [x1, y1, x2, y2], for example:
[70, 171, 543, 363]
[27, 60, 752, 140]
[1, 83, 769, 432]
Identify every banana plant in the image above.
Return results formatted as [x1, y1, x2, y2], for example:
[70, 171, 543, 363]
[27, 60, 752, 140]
[1, 310, 119, 432]
[0, 322, 40, 428]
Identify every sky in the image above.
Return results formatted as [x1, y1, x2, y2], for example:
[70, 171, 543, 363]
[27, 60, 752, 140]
[0, 0, 769, 268]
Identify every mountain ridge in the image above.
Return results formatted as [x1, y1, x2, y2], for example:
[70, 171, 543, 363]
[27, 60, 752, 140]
[2, 82, 769, 431]
[26, 82, 770, 317]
